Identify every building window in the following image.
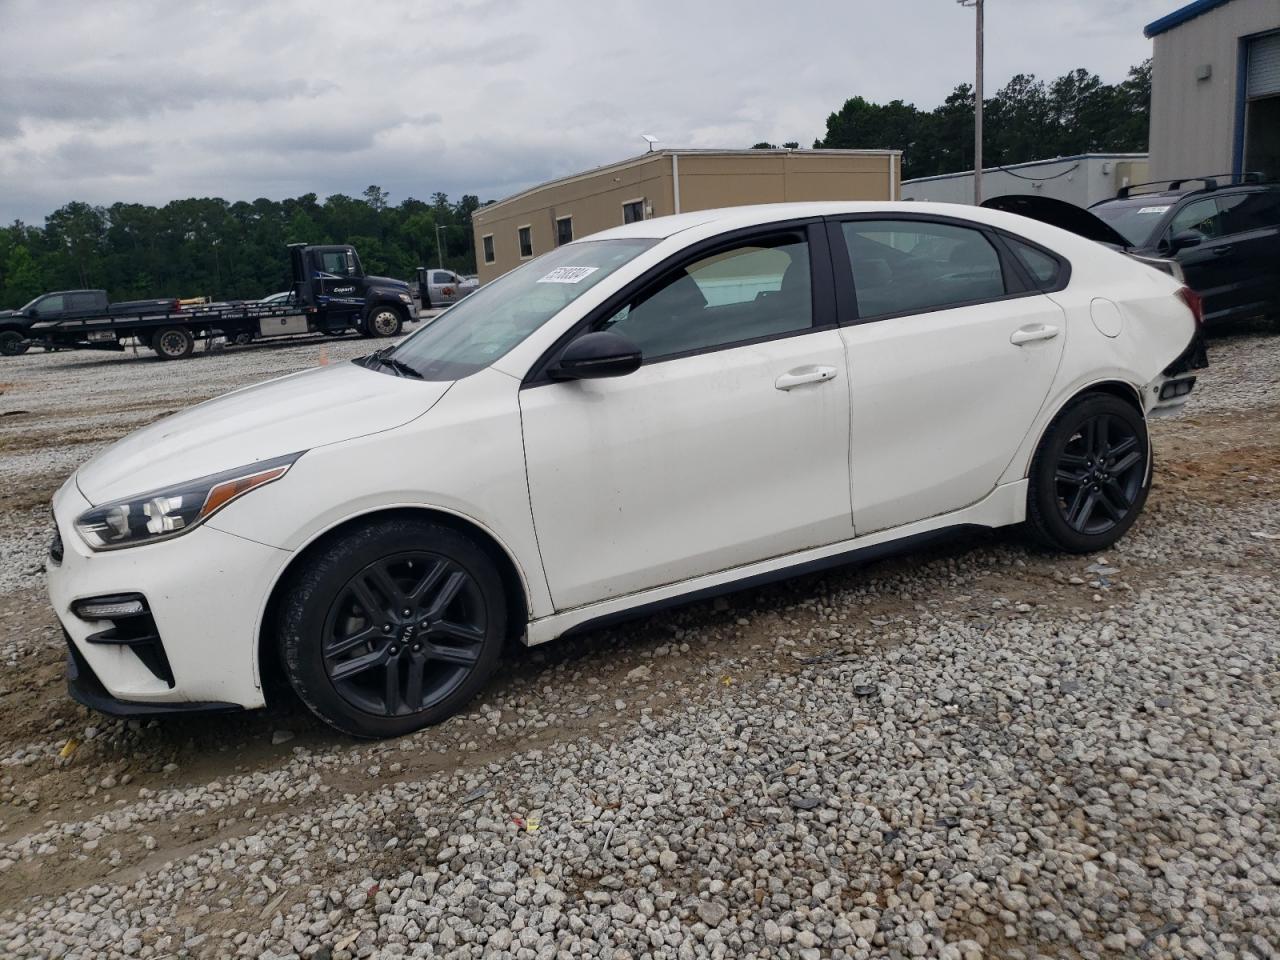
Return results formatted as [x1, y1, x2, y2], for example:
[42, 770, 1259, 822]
[518, 225, 533, 259]
[555, 216, 573, 246]
[482, 234, 495, 264]
[622, 199, 645, 224]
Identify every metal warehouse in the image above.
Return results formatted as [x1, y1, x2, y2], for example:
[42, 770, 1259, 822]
[1146, 0, 1280, 181]
[470, 148, 901, 283]
[900, 153, 1151, 208]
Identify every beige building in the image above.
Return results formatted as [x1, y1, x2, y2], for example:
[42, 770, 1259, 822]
[471, 148, 901, 283]
[1146, 0, 1280, 182]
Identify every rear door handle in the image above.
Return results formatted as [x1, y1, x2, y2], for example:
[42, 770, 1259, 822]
[1211, 244, 1235, 255]
[1010, 324, 1060, 346]
[775, 365, 838, 390]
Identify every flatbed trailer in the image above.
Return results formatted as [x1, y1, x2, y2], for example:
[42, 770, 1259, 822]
[25, 242, 415, 360]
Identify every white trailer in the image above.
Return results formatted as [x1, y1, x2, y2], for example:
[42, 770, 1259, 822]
[901, 153, 1150, 208]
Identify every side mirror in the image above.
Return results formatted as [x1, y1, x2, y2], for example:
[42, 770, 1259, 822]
[1165, 230, 1203, 254]
[550, 331, 642, 380]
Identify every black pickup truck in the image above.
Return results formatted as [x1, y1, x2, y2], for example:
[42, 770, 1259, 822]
[0, 291, 177, 355]
[7, 243, 415, 360]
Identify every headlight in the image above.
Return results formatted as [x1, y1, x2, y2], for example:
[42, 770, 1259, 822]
[398, 293, 413, 302]
[75, 452, 303, 551]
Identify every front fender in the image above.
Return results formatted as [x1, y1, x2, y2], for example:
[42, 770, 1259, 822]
[205, 368, 553, 620]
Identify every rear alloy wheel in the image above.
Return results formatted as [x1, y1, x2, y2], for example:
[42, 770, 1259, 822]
[277, 518, 505, 738]
[151, 326, 195, 360]
[366, 306, 403, 338]
[0, 330, 30, 356]
[1026, 393, 1150, 553]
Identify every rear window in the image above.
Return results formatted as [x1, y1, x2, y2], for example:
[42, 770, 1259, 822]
[1092, 199, 1173, 246]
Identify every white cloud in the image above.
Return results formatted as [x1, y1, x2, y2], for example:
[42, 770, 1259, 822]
[0, 0, 1169, 222]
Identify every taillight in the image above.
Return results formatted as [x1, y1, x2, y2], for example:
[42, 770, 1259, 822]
[1175, 286, 1203, 328]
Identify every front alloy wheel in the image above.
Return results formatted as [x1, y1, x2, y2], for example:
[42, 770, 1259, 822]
[322, 553, 487, 717]
[278, 517, 505, 738]
[1026, 393, 1150, 553]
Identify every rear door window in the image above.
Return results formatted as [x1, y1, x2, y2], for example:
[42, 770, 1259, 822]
[840, 220, 1007, 319]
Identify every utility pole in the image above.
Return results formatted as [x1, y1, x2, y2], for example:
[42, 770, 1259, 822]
[435, 224, 445, 270]
[957, 0, 984, 203]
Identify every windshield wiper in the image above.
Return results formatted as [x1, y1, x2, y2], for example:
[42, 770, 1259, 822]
[362, 346, 423, 379]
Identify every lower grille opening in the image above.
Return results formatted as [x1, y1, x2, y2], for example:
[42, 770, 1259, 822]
[78, 595, 175, 688]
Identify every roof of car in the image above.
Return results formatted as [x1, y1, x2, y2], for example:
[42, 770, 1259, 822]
[578, 201, 1033, 242]
[1094, 181, 1278, 207]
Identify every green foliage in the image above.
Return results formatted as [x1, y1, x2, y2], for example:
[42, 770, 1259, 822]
[814, 60, 1151, 180]
[0, 189, 483, 308]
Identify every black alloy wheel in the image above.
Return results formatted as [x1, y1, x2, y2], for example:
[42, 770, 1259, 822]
[277, 517, 505, 738]
[322, 552, 487, 717]
[1026, 393, 1150, 553]
[1054, 413, 1145, 535]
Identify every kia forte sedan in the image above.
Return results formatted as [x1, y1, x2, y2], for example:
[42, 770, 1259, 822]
[48, 203, 1206, 738]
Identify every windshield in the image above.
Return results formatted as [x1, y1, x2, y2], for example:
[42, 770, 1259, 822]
[386, 238, 656, 380]
[1092, 199, 1174, 247]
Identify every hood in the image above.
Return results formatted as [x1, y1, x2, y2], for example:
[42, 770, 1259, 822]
[0, 309, 20, 320]
[366, 275, 410, 289]
[76, 360, 451, 505]
[981, 195, 1131, 248]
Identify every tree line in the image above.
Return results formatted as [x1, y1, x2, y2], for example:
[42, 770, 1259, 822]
[0, 188, 482, 308]
[1, 61, 1151, 308]
[761, 61, 1151, 182]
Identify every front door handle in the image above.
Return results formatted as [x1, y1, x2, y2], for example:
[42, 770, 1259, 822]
[775, 365, 839, 391]
[1210, 244, 1235, 256]
[1010, 324, 1060, 346]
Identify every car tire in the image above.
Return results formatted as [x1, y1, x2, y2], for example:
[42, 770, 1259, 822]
[366, 305, 404, 338]
[151, 327, 195, 360]
[276, 517, 506, 738]
[1026, 393, 1151, 554]
[0, 330, 30, 356]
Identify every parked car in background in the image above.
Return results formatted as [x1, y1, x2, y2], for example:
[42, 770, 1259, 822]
[416, 268, 478, 309]
[986, 176, 1280, 326]
[0, 290, 177, 356]
[259, 291, 295, 306]
[49, 201, 1204, 737]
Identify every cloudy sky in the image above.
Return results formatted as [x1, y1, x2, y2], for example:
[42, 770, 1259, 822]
[0, 0, 1175, 224]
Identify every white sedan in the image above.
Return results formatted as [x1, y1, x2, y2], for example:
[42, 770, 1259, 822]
[48, 202, 1206, 738]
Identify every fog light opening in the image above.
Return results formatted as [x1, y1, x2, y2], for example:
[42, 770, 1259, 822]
[72, 594, 149, 621]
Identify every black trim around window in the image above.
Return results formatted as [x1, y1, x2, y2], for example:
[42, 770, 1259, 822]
[523, 218, 836, 387]
[825, 212, 1071, 326]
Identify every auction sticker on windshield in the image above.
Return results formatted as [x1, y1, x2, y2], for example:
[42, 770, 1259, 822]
[1137, 206, 1171, 215]
[538, 266, 599, 284]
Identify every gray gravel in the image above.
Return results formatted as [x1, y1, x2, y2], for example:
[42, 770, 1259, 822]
[0, 330, 1277, 959]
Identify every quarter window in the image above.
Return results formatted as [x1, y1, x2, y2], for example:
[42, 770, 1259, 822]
[841, 220, 1006, 318]
[622, 200, 645, 224]
[1006, 237, 1061, 289]
[600, 233, 812, 360]
[518, 226, 533, 259]
[482, 234, 495, 264]
[556, 217, 573, 246]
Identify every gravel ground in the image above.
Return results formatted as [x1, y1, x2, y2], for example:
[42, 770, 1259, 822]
[0, 327, 1277, 959]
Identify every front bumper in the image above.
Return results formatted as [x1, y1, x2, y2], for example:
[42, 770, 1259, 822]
[48, 479, 290, 712]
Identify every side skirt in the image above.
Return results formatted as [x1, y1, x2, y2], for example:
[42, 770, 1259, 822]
[525, 479, 1028, 645]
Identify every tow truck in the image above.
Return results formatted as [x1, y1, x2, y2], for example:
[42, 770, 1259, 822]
[19, 243, 415, 360]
